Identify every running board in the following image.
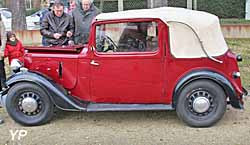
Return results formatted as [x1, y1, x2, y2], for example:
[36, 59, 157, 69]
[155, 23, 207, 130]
[86, 103, 174, 112]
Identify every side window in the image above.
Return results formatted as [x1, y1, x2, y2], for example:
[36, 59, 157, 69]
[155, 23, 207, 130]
[96, 21, 158, 53]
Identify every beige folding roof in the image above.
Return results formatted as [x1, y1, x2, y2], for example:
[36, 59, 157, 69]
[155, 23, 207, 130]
[96, 7, 228, 58]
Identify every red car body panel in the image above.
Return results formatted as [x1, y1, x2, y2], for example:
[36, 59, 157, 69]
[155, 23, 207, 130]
[23, 18, 244, 105]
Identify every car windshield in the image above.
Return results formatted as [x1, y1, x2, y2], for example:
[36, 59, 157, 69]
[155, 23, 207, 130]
[0, 10, 12, 18]
[30, 9, 47, 17]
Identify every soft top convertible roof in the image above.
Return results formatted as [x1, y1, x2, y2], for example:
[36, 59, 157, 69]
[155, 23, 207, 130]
[96, 7, 228, 58]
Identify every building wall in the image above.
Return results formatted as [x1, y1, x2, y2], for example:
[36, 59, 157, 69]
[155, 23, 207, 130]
[221, 24, 250, 38]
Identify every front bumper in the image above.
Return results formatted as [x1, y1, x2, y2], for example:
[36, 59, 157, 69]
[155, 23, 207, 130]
[229, 87, 248, 109]
[0, 89, 8, 108]
[242, 87, 248, 98]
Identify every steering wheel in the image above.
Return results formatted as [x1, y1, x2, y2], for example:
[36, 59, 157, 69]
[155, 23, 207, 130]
[97, 35, 118, 52]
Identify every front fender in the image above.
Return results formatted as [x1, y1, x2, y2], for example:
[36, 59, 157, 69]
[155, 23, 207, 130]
[172, 70, 243, 109]
[4, 71, 86, 111]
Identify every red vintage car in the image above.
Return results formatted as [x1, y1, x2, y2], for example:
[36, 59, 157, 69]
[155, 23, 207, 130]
[0, 7, 248, 127]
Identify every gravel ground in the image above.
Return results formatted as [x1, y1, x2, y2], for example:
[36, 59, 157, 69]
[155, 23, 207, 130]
[0, 96, 250, 145]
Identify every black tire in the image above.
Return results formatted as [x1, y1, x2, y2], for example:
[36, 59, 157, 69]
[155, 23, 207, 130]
[5, 82, 54, 126]
[176, 80, 227, 127]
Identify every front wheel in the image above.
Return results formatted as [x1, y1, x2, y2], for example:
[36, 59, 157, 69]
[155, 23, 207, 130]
[6, 82, 54, 126]
[176, 80, 227, 127]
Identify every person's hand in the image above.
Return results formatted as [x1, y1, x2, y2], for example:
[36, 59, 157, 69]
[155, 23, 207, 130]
[66, 31, 73, 37]
[68, 40, 74, 45]
[53, 33, 62, 39]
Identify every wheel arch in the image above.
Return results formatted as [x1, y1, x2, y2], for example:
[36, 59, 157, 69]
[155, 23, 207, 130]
[172, 70, 242, 109]
[5, 71, 86, 111]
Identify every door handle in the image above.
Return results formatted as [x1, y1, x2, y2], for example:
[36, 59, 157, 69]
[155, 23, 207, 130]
[90, 60, 99, 66]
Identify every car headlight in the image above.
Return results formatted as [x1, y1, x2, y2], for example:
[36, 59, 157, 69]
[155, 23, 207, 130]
[10, 59, 22, 73]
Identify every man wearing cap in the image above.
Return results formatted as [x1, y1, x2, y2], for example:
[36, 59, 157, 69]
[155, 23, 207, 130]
[40, 0, 74, 46]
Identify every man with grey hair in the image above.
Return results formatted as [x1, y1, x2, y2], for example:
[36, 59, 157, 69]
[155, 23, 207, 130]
[71, 0, 100, 44]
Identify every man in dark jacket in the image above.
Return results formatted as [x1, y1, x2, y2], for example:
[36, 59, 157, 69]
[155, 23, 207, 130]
[71, 0, 100, 44]
[40, 0, 74, 46]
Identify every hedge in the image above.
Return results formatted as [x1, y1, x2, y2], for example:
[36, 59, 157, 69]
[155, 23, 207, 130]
[94, 0, 147, 12]
[168, 0, 245, 18]
[198, 0, 245, 18]
[93, 0, 245, 18]
[94, 1, 118, 12]
[26, 8, 40, 16]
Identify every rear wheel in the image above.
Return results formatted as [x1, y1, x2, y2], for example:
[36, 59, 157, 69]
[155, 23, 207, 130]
[176, 80, 227, 127]
[6, 82, 54, 126]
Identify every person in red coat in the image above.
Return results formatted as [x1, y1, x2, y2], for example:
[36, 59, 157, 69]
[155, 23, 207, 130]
[4, 32, 24, 64]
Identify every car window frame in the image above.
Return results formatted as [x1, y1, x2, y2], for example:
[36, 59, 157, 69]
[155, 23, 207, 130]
[93, 18, 161, 56]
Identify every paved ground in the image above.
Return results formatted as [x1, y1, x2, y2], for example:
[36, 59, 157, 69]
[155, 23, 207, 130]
[0, 96, 250, 145]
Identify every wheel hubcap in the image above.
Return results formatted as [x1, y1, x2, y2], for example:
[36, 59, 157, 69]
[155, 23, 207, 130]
[188, 90, 214, 116]
[18, 92, 43, 116]
[193, 97, 210, 113]
[21, 97, 38, 113]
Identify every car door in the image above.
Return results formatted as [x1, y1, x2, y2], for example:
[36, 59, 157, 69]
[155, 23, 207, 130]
[90, 19, 166, 104]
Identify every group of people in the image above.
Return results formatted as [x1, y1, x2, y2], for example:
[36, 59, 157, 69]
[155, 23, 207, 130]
[0, 0, 99, 124]
[40, 0, 100, 46]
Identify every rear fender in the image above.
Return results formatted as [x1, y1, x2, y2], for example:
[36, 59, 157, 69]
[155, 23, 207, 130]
[172, 70, 243, 109]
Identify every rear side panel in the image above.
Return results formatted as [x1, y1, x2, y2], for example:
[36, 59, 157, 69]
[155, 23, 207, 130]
[164, 50, 244, 107]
